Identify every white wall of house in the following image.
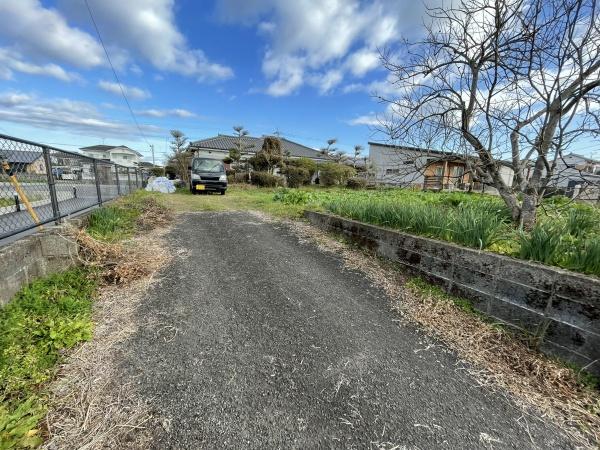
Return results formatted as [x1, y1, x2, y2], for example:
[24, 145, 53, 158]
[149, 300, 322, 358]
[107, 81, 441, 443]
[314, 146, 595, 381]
[108, 149, 141, 167]
[81, 148, 141, 167]
[369, 144, 431, 186]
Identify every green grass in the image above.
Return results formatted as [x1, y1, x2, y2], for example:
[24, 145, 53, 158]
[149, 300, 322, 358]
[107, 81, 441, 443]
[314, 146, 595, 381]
[161, 185, 600, 276]
[164, 185, 311, 219]
[86, 190, 166, 242]
[0, 196, 43, 208]
[0, 269, 97, 448]
[405, 277, 482, 316]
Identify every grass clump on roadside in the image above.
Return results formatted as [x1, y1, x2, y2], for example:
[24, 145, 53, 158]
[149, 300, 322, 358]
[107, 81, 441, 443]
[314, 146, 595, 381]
[0, 269, 97, 448]
[86, 191, 170, 242]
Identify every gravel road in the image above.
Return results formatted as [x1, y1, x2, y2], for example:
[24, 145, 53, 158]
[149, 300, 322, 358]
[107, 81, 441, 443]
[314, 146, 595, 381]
[121, 211, 573, 449]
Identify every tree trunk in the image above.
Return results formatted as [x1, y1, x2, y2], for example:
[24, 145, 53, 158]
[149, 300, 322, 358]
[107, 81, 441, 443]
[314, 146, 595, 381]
[519, 193, 538, 230]
[498, 190, 522, 223]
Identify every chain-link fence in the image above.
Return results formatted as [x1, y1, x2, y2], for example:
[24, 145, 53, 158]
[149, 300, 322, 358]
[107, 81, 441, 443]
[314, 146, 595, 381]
[0, 133, 148, 241]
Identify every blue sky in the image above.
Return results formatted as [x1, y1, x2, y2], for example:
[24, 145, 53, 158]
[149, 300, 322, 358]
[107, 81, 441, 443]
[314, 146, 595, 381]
[0, 1, 597, 164]
[0, 0, 427, 163]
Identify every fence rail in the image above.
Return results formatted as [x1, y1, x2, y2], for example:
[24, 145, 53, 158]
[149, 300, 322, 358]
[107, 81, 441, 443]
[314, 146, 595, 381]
[0, 133, 147, 241]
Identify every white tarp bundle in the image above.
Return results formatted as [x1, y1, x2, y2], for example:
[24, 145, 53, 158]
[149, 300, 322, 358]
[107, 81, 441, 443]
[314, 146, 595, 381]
[145, 176, 176, 194]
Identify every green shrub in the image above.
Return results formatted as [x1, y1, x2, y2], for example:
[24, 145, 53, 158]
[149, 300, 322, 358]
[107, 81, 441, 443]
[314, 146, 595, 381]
[284, 166, 311, 188]
[273, 189, 315, 205]
[251, 171, 285, 188]
[230, 172, 250, 184]
[319, 163, 356, 186]
[0, 269, 97, 448]
[449, 203, 507, 249]
[564, 237, 600, 276]
[288, 157, 317, 177]
[565, 207, 598, 237]
[346, 177, 367, 190]
[519, 222, 564, 265]
[149, 167, 165, 177]
[87, 206, 138, 241]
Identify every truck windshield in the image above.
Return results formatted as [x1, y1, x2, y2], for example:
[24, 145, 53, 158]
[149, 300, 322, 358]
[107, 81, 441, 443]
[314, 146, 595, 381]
[192, 159, 224, 173]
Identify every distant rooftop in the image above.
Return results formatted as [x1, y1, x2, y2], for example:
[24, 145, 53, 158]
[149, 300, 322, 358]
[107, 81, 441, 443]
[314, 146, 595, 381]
[80, 144, 143, 157]
[0, 149, 42, 164]
[190, 134, 325, 159]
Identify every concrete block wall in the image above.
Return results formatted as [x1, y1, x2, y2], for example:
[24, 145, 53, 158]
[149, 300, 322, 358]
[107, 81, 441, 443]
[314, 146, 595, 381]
[0, 226, 79, 306]
[305, 211, 600, 375]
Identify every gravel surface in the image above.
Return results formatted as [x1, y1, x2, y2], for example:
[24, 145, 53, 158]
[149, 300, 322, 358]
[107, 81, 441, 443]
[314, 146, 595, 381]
[121, 211, 574, 449]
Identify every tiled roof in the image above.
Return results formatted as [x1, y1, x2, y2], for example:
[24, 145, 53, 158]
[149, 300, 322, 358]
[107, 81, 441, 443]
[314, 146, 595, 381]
[189, 135, 324, 159]
[0, 149, 42, 164]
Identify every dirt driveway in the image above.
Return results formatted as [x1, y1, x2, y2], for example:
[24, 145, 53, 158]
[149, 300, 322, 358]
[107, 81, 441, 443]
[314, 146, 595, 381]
[119, 211, 573, 449]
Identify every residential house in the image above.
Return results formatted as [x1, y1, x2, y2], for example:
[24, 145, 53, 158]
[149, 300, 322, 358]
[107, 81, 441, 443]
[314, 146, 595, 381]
[0, 149, 46, 175]
[189, 135, 327, 164]
[549, 153, 600, 200]
[79, 145, 143, 168]
[369, 142, 514, 194]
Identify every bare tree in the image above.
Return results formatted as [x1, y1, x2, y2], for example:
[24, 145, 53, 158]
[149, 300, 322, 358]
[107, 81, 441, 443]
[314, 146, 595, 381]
[168, 129, 190, 186]
[379, 0, 600, 228]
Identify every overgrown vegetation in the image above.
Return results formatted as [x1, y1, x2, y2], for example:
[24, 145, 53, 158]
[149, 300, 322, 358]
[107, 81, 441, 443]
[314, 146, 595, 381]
[251, 171, 285, 188]
[86, 191, 169, 242]
[0, 191, 171, 448]
[318, 162, 356, 186]
[0, 269, 97, 448]
[271, 188, 600, 276]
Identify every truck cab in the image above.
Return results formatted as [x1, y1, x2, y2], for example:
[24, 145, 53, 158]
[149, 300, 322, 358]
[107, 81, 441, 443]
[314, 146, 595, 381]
[190, 157, 227, 195]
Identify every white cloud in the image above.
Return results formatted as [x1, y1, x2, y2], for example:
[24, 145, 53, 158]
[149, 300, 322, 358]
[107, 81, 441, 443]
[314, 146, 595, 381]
[0, 91, 161, 138]
[342, 73, 403, 97]
[0, 0, 104, 68]
[98, 80, 151, 101]
[309, 69, 344, 95]
[345, 48, 380, 77]
[59, 0, 233, 81]
[0, 0, 232, 83]
[217, 0, 404, 95]
[137, 108, 197, 118]
[347, 113, 380, 126]
[262, 53, 305, 96]
[0, 48, 80, 82]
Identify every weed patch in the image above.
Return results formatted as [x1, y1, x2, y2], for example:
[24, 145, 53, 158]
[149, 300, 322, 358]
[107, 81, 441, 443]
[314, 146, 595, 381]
[0, 269, 97, 448]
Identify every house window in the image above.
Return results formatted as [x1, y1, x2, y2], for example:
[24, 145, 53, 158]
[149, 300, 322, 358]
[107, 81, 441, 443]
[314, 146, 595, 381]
[403, 160, 414, 165]
[434, 166, 443, 177]
[386, 168, 400, 175]
[452, 166, 464, 177]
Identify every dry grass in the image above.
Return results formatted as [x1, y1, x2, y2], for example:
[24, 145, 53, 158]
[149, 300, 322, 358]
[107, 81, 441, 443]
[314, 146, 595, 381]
[43, 217, 173, 448]
[284, 218, 600, 448]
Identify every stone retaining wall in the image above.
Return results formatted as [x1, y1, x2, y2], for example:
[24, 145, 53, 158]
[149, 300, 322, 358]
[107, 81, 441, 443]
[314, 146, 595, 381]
[0, 222, 83, 306]
[305, 210, 600, 375]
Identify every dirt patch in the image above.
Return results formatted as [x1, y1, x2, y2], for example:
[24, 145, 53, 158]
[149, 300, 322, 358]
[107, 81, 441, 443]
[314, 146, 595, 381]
[283, 216, 600, 448]
[43, 226, 172, 449]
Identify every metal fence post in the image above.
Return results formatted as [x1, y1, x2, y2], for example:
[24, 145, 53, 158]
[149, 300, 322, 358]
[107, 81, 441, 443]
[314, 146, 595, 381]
[93, 160, 102, 206]
[42, 146, 61, 224]
[127, 168, 132, 193]
[115, 165, 121, 195]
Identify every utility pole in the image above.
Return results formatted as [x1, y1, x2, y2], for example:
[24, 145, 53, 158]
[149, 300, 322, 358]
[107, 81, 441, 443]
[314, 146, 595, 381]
[150, 144, 155, 166]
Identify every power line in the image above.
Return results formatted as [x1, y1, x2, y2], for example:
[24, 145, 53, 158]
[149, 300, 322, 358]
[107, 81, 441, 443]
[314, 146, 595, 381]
[84, 0, 151, 148]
